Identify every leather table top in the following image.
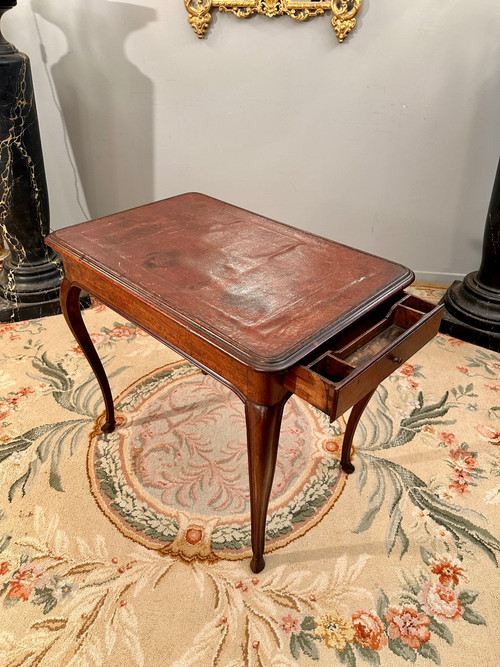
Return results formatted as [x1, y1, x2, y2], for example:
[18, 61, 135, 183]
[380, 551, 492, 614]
[47, 193, 414, 369]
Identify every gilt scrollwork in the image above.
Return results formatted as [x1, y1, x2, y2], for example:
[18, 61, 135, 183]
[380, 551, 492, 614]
[185, 0, 213, 39]
[184, 0, 363, 41]
[331, 0, 362, 43]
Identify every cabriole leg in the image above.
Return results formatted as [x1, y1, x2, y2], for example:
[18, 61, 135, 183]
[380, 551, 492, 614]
[60, 279, 115, 433]
[245, 396, 289, 573]
[340, 390, 376, 474]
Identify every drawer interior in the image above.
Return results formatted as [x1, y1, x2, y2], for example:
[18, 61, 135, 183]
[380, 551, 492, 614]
[284, 292, 443, 420]
[311, 294, 432, 379]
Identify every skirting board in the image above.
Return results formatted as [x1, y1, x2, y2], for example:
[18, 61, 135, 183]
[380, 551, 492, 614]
[415, 271, 463, 285]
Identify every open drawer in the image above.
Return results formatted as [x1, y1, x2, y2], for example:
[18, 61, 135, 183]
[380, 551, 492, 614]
[283, 293, 444, 421]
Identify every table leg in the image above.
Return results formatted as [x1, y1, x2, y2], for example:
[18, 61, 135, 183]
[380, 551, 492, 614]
[60, 279, 116, 433]
[245, 396, 289, 574]
[340, 389, 376, 474]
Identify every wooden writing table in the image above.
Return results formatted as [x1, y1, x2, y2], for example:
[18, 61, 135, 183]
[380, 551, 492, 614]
[46, 193, 443, 572]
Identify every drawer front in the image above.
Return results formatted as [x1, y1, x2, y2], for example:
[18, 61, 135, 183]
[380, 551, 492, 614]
[284, 295, 444, 421]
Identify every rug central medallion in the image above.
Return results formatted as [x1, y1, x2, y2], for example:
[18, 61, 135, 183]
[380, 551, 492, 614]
[88, 362, 347, 563]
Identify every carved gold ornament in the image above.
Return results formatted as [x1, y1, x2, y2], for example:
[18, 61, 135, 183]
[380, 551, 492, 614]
[184, 0, 363, 42]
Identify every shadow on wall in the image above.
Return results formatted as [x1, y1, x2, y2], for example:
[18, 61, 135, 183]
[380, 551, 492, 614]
[32, 0, 157, 220]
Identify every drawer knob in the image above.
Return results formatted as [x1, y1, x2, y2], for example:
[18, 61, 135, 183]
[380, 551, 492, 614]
[391, 356, 403, 364]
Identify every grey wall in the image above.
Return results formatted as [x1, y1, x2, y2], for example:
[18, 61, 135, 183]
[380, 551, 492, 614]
[5, 1, 500, 282]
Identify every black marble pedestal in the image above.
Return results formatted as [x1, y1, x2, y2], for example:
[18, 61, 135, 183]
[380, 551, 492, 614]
[441, 157, 500, 353]
[0, 0, 64, 322]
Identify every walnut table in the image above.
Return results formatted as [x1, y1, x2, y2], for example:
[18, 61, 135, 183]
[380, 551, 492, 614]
[46, 193, 443, 573]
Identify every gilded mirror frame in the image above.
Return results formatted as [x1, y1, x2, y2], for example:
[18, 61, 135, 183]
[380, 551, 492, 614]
[185, 1, 363, 43]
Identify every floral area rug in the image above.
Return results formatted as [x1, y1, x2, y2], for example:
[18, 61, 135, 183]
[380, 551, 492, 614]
[0, 284, 499, 666]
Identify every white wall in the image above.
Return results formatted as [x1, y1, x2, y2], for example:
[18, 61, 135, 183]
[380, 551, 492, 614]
[5, 0, 500, 282]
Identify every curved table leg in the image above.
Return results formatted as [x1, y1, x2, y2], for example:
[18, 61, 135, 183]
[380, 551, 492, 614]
[245, 395, 289, 573]
[340, 389, 376, 474]
[60, 279, 115, 433]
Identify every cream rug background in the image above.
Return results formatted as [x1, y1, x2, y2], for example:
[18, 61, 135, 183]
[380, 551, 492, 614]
[0, 284, 499, 666]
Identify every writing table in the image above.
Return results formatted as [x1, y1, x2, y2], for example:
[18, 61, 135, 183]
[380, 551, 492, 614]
[46, 193, 443, 572]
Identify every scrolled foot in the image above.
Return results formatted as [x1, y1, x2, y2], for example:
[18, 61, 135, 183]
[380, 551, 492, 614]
[341, 460, 355, 475]
[101, 421, 116, 434]
[250, 554, 265, 574]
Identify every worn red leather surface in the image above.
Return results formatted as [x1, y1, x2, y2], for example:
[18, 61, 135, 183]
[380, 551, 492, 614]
[48, 193, 413, 365]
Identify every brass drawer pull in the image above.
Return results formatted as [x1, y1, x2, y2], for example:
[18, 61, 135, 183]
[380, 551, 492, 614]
[391, 356, 403, 364]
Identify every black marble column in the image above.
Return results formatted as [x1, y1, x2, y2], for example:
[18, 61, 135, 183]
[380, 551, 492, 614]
[0, 0, 63, 322]
[441, 157, 500, 352]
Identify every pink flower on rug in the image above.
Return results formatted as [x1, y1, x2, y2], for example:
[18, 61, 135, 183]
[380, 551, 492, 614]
[451, 467, 473, 483]
[352, 611, 388, 650]
[456, 367, 469, 374]
[0, 322, 27, 335]
[418, 581, 464, 621]
[90, 298, 107, 313]
[429, 554, 467, 587]
[438, 432, 458, 447]
[0, 324, 15, 335]
[0, 402, 11, 421]
[110, 326, 135, 339]
[396, 363, 414, 377]
[449, 449, 476, 472]
[448, 337, 466, 347]
[7, 563, 47, 601]
[17, 387, 34, 397]
[384, 605, 431, 649]
[449, 476, 471, 495]
[476, 425, 500, 444]
[90, 333, 109, 346]
[484, 384, 500, 393]
[0, 561, 10, 576]
[136, 327, 150, 337]
[279, 614, 300, 634]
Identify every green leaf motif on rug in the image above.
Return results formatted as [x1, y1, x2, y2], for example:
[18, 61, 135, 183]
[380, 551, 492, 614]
[337, 644, 356, 665]
[2, 352, 129, 501]
[351, 389, 500, 566]
[354, 643, 381, 666]
[419, 641, 440, 664]
[461, 607, 486, 626]
[428, 617, 454, 646]
[388, 638, 417, 662]
[290, 630, 320, 661]
[32, 586, 58, 615]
